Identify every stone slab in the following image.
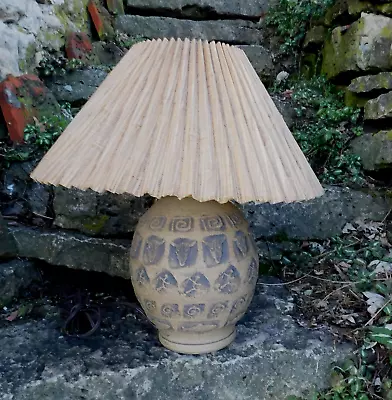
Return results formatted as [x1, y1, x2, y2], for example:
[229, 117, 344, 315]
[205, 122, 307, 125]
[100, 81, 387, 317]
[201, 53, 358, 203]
[243, 186, 391, 240]
[115, 15, 263, 44]
[365, 90, 392, 120]
[8, 225, 132, 278]
[0, 279, 352, 400]
[125, 0, 268, 18]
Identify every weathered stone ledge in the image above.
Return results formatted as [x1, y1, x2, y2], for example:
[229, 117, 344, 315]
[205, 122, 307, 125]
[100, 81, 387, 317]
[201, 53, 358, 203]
[0, 280, 353, 400]
[115, 15, 264, 44]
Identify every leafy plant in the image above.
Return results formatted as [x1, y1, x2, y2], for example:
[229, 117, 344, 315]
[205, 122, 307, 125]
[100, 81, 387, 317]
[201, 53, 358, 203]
[0, 103, 72, 166]
[274, 76, 364, 184]
[265, 0, 334, 53]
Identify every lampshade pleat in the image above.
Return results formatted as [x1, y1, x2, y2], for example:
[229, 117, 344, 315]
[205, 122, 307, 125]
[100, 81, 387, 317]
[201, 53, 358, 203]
[31, 38, 324, 204]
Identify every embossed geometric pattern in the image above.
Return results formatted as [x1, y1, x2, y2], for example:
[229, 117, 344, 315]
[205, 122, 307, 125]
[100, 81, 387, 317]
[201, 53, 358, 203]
[184, 304, 205, 318]
[154, 270, 178, 293]
[182, 272, 210, 297]
[135, 267, 150, 286]
[207, 301, 229, 319]
[200, 215, 226, 231]
[161, 303, 180, 318]
[214, 265, 241, 294]
[143, 235, 165, 265]
[170, 216, 194, 232]
[233, 231, 248, 261]
[129, 197, 260, 341]
[202, 234, 228, 267]
[169, 238, 198, 268]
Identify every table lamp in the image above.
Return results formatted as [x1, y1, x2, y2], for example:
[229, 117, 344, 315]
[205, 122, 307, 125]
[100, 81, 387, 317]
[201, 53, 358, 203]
[31, 38, 323, 354]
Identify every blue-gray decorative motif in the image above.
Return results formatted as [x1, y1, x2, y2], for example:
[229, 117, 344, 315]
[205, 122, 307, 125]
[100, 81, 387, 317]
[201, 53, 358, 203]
[143, 235, 165, 265]
[200, 215, 226, 231]
[144, 299, 156, 312]
[155, 270, 178, 293]
[184, 304, 205, 318]
[169, 238, 198, 268]
[226, 212, 242, 227]
[247, 258, 258, 284]
[161, 303, 180, 318]
[178, 321, 219, 332]
[182, 272, 210, 297]
[230, 295, 248, 315]
[170, 216, 194, 232]
[214, 265, 241, 294]
[130, 232, 142, 259]
[207, 301, 229, 319]
[135, 267, 150, 286]
[149, 216, 167, 231]
[233, 231, 248, 260]
[202, 234, 228, 267]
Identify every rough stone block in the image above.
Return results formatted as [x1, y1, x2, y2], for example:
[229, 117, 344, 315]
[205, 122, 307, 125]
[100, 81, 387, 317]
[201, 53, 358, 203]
[45, 67, 108, 104]
[125, 0, 268, 19]
[321, 13, 392, 80]
[0, 74, 59, 143]
[237, 45, 275, 82]
[348, 72, 392, 94]
[351, 130, 392, 170]
[0, 259, 39, 306]
[365, 91, 392, 120]
[0, 215, 17, 257]
[115, 15, 264, 44]
[53, 187, 153, 236]
[65, 32, 93, 60]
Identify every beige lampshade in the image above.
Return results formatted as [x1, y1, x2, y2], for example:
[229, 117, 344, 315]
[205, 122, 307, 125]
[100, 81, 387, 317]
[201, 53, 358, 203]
[31, 38, 323, 204]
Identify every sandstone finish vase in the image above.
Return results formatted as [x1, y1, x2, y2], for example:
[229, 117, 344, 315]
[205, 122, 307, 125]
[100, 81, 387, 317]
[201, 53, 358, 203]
[129, 197, 259, 354]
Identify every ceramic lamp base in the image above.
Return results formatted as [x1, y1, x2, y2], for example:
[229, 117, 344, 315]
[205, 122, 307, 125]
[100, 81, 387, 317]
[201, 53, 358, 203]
[130, 197, 258, 355]
[159, 326, 236, 354]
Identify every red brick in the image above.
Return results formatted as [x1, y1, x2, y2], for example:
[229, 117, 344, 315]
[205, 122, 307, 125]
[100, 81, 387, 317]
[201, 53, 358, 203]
[88, 0, 114, 40]
[66, 32, 93, 60]
[0, 75, 59, 143]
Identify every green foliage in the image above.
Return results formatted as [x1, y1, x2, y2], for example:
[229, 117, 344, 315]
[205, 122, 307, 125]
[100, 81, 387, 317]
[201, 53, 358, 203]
[274, 76, 364, 184]
[114, 33, 147, 49]
[37, 53, 88, 77]
[265, 0, 334, 53]
[1, 103, 72, 165]
[271, 220, 392, 400]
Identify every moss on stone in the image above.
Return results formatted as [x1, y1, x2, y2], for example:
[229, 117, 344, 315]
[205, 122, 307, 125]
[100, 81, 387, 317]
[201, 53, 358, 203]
[53, 0, 90, 33]
[18, 43, 36, 74]
[81, 215, 110, 234]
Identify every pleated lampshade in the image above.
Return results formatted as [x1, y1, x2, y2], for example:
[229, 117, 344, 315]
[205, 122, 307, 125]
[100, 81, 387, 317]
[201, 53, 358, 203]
[31, 38, 323, 204]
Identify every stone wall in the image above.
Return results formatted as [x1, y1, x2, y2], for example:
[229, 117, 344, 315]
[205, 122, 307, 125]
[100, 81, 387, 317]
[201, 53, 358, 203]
[0, 0, 90, 81]
[302, 3, 392, 172]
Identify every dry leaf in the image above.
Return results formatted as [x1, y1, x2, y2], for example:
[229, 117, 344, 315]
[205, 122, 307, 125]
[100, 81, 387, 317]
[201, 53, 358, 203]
[363, 291, 386, 316]
[342, 223, 356, 234]
[6, 310, 19, 321]
[368, 260, 392, 275]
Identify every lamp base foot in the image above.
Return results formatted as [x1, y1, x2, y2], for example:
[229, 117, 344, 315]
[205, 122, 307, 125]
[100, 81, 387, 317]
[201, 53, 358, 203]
[159, 326, 236, 354]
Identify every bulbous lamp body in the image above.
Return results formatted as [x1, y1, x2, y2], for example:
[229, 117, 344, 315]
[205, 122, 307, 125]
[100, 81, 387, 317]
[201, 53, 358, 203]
[130, 197, 258, 354]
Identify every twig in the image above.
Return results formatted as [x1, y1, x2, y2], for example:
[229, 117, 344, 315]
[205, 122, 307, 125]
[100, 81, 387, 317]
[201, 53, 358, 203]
[364, 299, 392, 327]
[382, 207, 392, 224]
